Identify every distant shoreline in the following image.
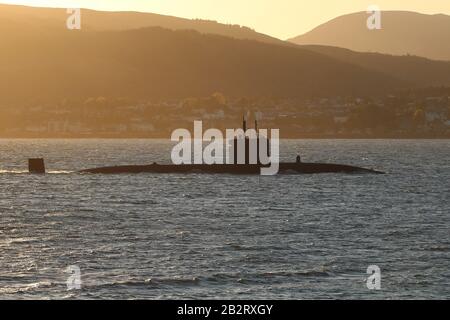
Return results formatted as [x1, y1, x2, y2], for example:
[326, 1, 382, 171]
[0, 135, 449, 140]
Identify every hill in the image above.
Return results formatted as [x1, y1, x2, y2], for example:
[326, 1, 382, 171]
[0, 26, 411, 104]
[300, 45, 450, 86]
[289, 11, 450, 61]
[0, 3, 282, 44]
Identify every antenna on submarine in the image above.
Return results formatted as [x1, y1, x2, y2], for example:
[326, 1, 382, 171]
[255, 111, 262, 132]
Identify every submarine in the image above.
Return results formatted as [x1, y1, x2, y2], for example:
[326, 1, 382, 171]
[76, 118, 384, 175]
[78, 162, 383, 175]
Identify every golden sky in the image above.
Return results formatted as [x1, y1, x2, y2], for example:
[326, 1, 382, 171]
[1, 0, 450, 39]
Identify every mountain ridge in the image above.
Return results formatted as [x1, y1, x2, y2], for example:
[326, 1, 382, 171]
[0, 25, 407, 103]
[289, 11, 450, 61]
[0, 3, 284, 45]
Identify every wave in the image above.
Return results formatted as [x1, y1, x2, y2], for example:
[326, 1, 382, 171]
[259, 269, 331, 278]
[89, 277, 200, 290]
[426, 246, 449, 252]
[0, 170, 29, 174]
[0, 281, 53, 294]
[0, 170, 74, 174]
[204, 268, 331, 284]
[0, 237, 39, 247]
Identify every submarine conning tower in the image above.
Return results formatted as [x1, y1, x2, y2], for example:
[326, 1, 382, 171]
[229, 114, 270, 165]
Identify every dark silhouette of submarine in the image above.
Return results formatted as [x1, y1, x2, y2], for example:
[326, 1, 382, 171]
[72, 119, 383, 175]
[28, 158, 383, 175]
[78, 162, 382, 175]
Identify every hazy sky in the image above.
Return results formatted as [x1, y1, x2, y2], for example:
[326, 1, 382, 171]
[2, 0, 450, 39]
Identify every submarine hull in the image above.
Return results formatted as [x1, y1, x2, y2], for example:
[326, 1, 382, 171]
[79, 163, 384, 175]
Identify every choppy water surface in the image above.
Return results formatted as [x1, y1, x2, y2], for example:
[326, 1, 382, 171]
[0, 139, 448, 299]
